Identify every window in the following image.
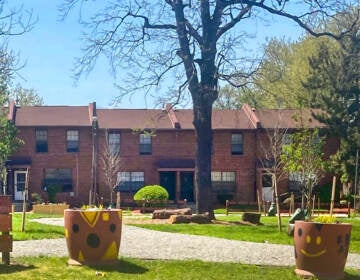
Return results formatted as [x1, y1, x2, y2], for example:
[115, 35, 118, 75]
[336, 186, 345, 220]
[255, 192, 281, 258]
[222, 172, 236, 182]
[289, 172, 302, 192]
[115, 171, 145, 192]
[139, 134, 152, 155]
[108, 132, 120, 155]
[67, 130, 79, 152]
[211, 171, 236, 194]
[35, 129, 48, 153]
[262, 174, 273, 189]
[231, 133, 243, 155]
[44, 168, 72, 192]
[281, 133, 291, 146]
[211, 171, 236, 183]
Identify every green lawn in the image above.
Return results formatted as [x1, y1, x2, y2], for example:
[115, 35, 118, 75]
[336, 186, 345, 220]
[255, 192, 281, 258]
[6, 212, 360, 279]
[1, 257, 359, 280]
[10, 212, 360, 254]
[132, 214, 360, 253]
[12, 213, 64, 241]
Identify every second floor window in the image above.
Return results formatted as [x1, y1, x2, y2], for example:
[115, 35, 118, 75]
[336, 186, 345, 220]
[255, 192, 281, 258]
[139, 133, 152, 155]
[108, 132, 120, 155]
[35, 129, 48, 153]
[231, 133, 243, 155]
[67, 130, 79, 152]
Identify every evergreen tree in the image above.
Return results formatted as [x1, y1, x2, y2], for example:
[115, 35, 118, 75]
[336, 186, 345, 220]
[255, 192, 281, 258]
[304, 17, 360, 184]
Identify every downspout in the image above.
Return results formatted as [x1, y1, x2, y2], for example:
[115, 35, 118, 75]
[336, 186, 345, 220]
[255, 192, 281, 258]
[90, 102, 98, 205]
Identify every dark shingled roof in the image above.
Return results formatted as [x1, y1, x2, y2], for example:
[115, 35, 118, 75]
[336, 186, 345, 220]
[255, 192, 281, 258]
[171, 109, 255, 130]
[14, 106, 91, 127]
[254, 109, 325, 129]
[11, 104, 325, 130]
[96, 109, 173, 129]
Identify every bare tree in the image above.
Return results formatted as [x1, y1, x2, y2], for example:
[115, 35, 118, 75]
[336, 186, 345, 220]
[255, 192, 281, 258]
[100, 130, 123, 207]
[258, 111, 289, 232]
[60, 0, 358, 218]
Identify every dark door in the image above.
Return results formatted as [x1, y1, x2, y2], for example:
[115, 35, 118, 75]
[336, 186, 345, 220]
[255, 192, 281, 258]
[180, 171, 194, 202]
[159, 171, 176, 201]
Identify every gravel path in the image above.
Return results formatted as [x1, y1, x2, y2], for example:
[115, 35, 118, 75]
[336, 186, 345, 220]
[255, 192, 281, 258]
[11, 218, 360, 269]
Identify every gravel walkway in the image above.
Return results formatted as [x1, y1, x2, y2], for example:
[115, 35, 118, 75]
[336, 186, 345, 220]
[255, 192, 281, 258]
[11, 218, 360, 269]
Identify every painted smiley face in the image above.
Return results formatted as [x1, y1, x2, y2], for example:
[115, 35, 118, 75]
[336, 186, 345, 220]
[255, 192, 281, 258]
[297, 225, 327, 258]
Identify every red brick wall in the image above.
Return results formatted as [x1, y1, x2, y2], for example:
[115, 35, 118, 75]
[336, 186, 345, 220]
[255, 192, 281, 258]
[212, 130, 257, 202]
[11, 124, 340, 207]
[13, 126, 93, 204]
[96, 129, 196, 201]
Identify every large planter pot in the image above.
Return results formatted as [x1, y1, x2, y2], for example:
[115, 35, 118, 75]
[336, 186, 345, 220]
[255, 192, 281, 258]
[294, 220, 352, 280]
[64, 209, 122, 265]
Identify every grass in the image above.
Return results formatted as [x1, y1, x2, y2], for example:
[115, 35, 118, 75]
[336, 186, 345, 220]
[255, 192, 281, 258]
[5, 211, 360, 279]
[12, 213, 64, 241]
[131, 214, 360, 253]
[1, 257, 359, 280]
[11, 211, 360, 254]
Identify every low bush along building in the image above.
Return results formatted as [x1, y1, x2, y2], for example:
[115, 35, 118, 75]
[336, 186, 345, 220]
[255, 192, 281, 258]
[4, 101, 338, 208]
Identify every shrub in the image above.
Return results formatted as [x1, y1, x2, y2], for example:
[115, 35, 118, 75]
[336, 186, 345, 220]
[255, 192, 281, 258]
[46, 184, 62, 203]
[314, 183, 340, 203]
[133, 185, 169, 207]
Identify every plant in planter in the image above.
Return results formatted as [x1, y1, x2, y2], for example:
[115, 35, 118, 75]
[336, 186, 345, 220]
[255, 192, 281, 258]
[64, 206, 122, 265]
[282, 129, 352, 279]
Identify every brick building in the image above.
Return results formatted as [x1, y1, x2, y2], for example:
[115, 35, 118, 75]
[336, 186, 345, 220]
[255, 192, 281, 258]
[5, 101, 338, 207]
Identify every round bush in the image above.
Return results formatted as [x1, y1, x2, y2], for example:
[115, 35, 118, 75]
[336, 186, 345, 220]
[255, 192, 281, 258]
[133, 185, 169, 207]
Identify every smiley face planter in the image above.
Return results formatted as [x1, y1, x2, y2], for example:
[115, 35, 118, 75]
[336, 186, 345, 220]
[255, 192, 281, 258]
[64, 209, 122, 265]
[294, 220, 351, 280]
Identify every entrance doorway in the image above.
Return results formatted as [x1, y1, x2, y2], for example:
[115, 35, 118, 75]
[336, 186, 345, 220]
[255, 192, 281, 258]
[14, 170, 27, 201]
[159, 171, 176, 201]
[262, 174, 273, 202]
[180, 171, 194, 202]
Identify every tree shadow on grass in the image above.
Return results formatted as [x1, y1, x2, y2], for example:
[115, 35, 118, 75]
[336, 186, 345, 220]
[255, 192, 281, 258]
[0, 263, 36, 274]
[86, 259, 148, 274]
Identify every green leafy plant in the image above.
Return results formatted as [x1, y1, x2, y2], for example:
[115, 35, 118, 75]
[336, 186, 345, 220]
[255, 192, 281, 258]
[281, 128, 325, 221]
[134, 185, 169, 207]
[46, 184, 62, 203]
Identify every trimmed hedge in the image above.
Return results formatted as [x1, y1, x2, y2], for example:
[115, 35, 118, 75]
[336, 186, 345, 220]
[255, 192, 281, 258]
[133, 185, 169, 207]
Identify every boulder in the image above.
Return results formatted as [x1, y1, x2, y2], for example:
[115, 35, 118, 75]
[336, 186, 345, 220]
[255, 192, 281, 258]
[152, 208, 192, 219]
[242, 212, 261, 224]
[168, 213, 212, 224]
[169, 214, 192, 224]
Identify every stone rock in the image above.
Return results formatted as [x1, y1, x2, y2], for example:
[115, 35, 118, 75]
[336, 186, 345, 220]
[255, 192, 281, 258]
[169, 215, 192, 224]
[242, 212, 261, 224]
[190, 214, 212, 224]
[168, 213, 212, 224]
[152, 208, 192, 219]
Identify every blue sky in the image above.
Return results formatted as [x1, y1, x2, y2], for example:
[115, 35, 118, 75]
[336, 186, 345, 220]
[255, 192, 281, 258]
[7, 1, 304, 109]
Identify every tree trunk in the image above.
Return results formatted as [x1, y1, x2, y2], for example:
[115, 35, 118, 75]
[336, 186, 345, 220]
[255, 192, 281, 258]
[273, 177, 282, 232]
[193, 97, 215, 219]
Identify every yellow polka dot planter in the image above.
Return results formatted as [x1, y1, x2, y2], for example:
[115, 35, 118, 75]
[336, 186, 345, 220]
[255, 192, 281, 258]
[64, 209, 122, 265]
[294, 220, 351, 280]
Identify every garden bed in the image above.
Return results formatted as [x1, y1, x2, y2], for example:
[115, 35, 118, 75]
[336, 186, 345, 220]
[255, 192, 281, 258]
[32, 203, 69, 215]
